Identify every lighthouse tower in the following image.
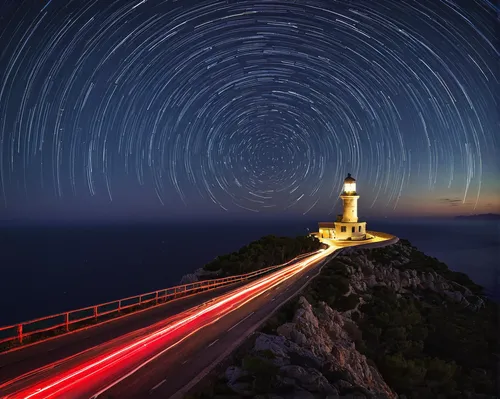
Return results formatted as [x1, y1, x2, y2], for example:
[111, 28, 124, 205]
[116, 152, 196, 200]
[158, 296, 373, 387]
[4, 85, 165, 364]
[333, 173, 367, 240]
[340, 173, 359, 222]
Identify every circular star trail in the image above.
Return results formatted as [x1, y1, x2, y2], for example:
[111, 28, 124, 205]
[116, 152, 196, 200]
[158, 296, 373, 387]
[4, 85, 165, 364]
[0, 0, 498, 217]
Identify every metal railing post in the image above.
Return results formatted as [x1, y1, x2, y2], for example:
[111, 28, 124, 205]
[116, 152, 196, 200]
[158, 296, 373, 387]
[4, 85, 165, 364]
[65, 313, 69, 332]
[17, 325, 23, 344]
[155, 291, 159, 305]
[94, 306, 98, 320]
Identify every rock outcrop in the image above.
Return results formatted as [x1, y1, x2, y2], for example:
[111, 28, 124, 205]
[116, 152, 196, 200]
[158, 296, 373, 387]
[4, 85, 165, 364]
[196, 240, 494, 399]
[179, 267, 221, 284]
[340, 242, 485, 311]
[250, 297, 395, 398]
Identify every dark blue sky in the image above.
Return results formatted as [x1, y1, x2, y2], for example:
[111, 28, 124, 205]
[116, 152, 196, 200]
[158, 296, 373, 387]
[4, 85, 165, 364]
[0, 0, 498, 224]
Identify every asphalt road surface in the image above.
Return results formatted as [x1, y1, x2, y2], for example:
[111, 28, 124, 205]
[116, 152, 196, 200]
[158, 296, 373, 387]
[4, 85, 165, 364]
[0, 281, 249, 393]
[101, 249, 341, 399]
[0, 235, 394, 399]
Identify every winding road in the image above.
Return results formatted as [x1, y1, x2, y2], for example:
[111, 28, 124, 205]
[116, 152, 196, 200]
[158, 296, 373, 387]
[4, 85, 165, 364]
[0, 234, 393, 399]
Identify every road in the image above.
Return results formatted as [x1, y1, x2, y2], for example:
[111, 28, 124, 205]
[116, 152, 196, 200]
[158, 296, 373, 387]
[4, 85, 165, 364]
[0, 235, 393, 399]
[0, 281, 250, 393]
[94, 247, 340, 399]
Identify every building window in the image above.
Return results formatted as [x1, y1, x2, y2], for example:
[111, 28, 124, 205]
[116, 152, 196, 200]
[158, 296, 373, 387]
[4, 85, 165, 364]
[358, 226, 361, 232]
[341, 226, 346, 232]
[352, 226, 355, 233]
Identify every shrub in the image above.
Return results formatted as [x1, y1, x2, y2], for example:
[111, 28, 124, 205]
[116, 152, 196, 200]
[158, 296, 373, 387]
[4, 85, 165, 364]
[335, 294, 360, 311]
[203, 235, 322, 276]
[242, 354, 278, 375]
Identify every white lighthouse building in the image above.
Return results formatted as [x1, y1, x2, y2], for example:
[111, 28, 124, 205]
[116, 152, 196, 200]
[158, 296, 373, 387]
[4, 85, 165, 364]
[318, 173, 367, 240]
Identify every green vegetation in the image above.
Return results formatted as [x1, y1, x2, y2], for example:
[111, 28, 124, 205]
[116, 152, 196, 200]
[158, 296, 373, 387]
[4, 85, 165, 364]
[263, 239, 498, 398]
[335, 293, 360, 312]
[261, 299, 298, 335]
[261, 255, 356, 337]
[301, 257, 353, 310]
[358, 285, 497, 398]
[203, 234, 322, 276]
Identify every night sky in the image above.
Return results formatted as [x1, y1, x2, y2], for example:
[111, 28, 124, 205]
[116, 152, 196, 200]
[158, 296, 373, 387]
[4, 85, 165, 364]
[0, 0, 498, 223]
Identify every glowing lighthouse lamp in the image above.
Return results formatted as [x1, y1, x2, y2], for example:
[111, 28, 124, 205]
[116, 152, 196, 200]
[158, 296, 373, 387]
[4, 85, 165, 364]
[343, 175, 357, 195]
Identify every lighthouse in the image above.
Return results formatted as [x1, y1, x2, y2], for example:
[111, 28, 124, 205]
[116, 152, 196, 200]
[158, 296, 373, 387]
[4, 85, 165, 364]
[318, 173, 367, 241]
[334, 173, 367, 240]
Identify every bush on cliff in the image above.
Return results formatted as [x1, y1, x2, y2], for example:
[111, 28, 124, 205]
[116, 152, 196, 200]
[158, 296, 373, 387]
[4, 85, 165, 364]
[358, 283, 497, 398]
[335, 293, 360, 311]
[261, 299, 297, 335]
[303, 259, 352, 310]
[203, 234, 321, 276]
[242, 354, 280, 393]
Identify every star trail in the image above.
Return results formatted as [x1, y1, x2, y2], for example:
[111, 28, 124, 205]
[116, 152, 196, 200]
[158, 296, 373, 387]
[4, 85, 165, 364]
[0, 0, 498, 221]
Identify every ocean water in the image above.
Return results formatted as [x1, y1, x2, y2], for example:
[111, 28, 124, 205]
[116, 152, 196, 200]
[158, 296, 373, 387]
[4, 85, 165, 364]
[0, 219, 498, 326]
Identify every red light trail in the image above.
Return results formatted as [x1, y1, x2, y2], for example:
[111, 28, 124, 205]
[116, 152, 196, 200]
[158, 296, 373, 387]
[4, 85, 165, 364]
[2, 247, 333, 399]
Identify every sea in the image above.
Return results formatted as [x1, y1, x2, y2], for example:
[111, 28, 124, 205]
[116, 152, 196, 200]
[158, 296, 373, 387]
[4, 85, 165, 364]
[0, 218, 498, 326]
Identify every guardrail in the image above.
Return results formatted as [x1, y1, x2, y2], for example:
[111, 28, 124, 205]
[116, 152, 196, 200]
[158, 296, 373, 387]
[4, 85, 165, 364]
[367, 230, 395, 240]
[366, 230, 399, 247]
[0, 250, 321, 351]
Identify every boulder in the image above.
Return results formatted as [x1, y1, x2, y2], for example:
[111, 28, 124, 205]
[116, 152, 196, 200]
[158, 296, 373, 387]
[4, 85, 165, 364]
[277, 323, 308, 346]
[443, 289, 464, 303]
[334, 379, 354, 391]
[253, 333, 319, 367]
[279, 365, 334, 393]
[467, 295, 486, 311]
[225, 365, 246, 384]
[254, 334, 290, 359]
[179, 273, 198, 284]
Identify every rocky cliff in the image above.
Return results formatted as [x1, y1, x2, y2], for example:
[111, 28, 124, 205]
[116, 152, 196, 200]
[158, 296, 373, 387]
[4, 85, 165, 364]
[339, 241, 486, 312]
[187, 239, 498, 399]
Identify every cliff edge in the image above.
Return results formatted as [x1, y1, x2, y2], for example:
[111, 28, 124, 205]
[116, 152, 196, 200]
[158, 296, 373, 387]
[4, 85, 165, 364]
[187, 239, 498, 399]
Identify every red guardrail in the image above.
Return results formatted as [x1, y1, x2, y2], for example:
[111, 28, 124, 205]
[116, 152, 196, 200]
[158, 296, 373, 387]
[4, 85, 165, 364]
[0, 250, 321, 349]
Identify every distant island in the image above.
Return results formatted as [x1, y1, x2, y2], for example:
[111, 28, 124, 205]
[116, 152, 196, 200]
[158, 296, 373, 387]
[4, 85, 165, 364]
[455, 213, 500, 221]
